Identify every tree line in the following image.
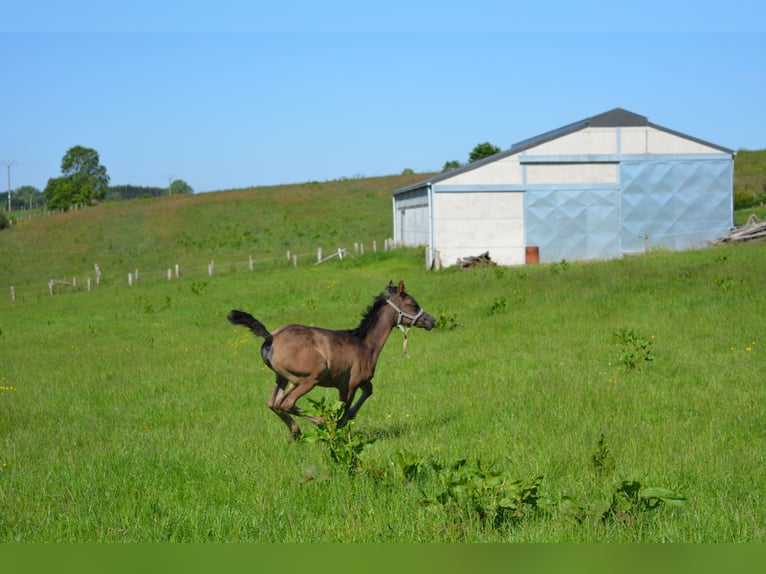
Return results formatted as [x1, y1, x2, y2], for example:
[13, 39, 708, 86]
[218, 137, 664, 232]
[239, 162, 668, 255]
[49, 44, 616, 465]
[2, 145, 193, 213]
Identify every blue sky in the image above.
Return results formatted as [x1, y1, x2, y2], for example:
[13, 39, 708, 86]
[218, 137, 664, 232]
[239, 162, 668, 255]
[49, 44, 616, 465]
[2, 2, 765, 193]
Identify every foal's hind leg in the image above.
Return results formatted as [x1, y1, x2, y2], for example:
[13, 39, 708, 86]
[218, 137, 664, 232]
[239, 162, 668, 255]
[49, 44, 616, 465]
[268, 377, 302, 437]
[269, 375, 325, 437]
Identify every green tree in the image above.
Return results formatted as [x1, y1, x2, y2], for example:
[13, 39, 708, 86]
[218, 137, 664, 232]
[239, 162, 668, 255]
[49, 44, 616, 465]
[442, 160, 462, 171]
[14, 185, 44, 210]
[45, 146, 110, 210]
[44, 177, 74, 211]
[168, 179, 194, 195]
[0, 210, 8, 230]
[469, 142, 501, 163]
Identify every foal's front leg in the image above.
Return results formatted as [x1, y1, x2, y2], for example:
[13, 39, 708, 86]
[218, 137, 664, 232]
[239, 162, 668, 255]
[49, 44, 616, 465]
[338, 380, 373, 427]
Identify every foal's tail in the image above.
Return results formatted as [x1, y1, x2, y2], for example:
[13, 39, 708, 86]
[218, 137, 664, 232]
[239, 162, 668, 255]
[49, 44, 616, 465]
[227, 310, 273, 342]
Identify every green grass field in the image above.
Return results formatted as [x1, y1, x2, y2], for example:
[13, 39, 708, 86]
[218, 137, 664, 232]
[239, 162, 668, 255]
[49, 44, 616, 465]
[1, 177, 765, 542]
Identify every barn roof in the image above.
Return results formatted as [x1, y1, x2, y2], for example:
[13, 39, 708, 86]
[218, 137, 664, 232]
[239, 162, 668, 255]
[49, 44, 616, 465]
[394, 108, 734, 195]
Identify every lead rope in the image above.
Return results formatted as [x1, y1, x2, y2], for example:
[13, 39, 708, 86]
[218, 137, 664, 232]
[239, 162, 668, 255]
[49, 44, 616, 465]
[399, 323, 411, 356]
[386, 299, 424, 356]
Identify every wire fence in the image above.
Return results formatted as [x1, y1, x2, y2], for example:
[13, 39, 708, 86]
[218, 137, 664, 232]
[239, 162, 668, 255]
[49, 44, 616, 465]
[6, 238, 400, 302]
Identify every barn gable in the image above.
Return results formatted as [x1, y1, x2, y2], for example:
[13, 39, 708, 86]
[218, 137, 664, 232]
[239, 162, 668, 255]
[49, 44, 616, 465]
[393, 108, 734, 268]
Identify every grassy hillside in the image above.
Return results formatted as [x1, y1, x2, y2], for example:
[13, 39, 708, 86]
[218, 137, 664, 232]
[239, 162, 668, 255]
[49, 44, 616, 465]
[0, 172, 433, 291]
[1, 149, 764, 290]
[734, 148, 766, 209]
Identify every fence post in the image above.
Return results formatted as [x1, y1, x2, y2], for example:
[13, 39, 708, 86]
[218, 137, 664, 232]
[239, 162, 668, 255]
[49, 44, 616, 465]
[167, 269, 172, 281]
[128, 273, 133, 287]
[293, 254, 298, 267]
[49, 279, 54, 295]
[317, 247, 322, 264]
[87, 278, 91, 292]
[175, 264, 180, 278]
[249, 256, 253, 271]
[10, 286, 15, 302]
[208, 261, 214, 276]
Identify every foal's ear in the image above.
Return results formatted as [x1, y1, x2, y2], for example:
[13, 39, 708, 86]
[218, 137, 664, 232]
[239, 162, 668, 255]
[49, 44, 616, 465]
[397, 280, 405, 295]
[387, 280, 396, 294]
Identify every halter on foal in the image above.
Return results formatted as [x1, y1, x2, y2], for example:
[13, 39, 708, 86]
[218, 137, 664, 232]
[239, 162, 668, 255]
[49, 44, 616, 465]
[227, 280, 434, 437]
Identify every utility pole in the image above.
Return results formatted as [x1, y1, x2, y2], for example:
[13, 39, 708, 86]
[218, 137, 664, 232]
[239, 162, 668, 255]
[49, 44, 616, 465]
[3, 161, 15, 212]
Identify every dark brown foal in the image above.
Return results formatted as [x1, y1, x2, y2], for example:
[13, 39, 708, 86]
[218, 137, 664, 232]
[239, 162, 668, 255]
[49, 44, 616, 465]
[228, 280, 434, 437]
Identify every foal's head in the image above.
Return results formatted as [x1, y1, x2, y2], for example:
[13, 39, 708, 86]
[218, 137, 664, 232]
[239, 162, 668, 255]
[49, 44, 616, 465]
[385, 280, 435, 331]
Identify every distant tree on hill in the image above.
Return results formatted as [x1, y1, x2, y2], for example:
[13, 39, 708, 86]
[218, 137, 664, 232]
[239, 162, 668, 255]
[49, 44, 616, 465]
[45, 146, 110, 210]
[0, 210, 8, 230]
[13, 185, 44, 210]
[107, 185, 166, 201]
[469, 142, 501, 163]
[104, 180, 192, 201]
[443, 160, 462, 171]
[169, 179, 193, 195]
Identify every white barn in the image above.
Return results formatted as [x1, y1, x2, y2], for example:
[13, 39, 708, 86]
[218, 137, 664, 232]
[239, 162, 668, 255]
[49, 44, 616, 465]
[392, 108, 734, 268]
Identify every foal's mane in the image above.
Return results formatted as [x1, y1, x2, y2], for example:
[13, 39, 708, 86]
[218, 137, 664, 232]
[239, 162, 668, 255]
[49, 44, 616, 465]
[348, 288, 395, 338]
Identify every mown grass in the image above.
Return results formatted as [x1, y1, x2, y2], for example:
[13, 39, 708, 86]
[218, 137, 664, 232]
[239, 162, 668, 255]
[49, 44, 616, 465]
[1, 237, 764, 542]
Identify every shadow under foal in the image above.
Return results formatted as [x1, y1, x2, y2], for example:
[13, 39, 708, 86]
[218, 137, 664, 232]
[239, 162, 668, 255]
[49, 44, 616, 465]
[227, 280, 434, 437]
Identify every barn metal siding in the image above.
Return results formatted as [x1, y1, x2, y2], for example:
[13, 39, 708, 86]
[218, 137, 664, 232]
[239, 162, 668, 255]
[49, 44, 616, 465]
[619, 157, 733, 253]
[524, 185, 621, 263]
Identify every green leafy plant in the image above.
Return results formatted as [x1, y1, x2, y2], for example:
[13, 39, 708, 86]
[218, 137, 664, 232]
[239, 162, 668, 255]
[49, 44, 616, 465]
[422, 457, 543, 527]
[614, 327, 654, 371]
[490, 297, 508, 315]
[591, 433, 612, 474]
[715, 276, 740, 294]
[300, 397, 376, 474]
[139, 295, 154, 314]
[190, 281, 208, 295]
[550, 259, 570, 274]
[395, 449, 434, 481]
[435, 309, 459, 331]
[602, 480, 687, 523]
